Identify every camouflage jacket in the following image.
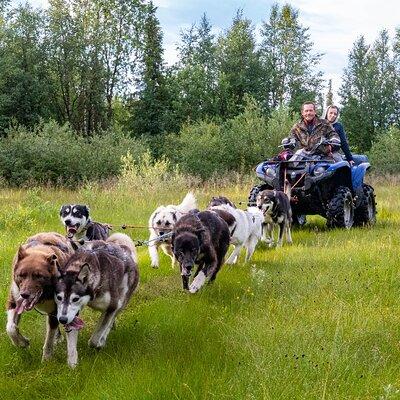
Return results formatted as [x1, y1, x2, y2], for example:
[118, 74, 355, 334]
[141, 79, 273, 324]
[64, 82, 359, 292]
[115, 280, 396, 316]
[286, 117, 340, 155]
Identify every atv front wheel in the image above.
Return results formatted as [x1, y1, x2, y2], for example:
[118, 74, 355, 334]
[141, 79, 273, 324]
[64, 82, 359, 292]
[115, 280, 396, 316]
[248, 184, 269, 207]
[354, 184, 376, 226]
[326, 186, 354, 229]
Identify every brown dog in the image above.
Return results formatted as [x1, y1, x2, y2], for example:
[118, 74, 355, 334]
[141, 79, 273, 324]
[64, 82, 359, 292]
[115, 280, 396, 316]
[6, 232, 74, 360]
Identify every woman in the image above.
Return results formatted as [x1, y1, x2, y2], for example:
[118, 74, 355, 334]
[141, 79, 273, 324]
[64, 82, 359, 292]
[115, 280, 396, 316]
[324, 105, 354, 164]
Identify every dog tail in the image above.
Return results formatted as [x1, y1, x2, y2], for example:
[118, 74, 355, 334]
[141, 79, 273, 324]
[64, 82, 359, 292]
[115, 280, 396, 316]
[178, 192, 197, 213]
[107, 233, 138, 264]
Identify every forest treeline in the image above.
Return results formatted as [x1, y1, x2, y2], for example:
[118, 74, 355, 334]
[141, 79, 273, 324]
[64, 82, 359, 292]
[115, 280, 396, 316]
[0, 0, 399, 184]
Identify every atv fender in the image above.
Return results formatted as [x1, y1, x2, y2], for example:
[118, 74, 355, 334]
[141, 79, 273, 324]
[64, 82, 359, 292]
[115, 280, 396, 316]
[351, 162, 370, 190]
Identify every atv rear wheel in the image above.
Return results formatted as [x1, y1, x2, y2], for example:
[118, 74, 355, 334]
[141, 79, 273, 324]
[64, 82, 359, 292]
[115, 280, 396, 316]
[248, 184, 269, 207]
[292, 214, 307, 227]
[354, 184, 376, 226]
[326, 186, 354, 229]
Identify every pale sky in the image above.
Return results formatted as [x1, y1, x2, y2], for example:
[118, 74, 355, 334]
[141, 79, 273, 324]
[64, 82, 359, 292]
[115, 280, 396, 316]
[15, 0, 400, 101]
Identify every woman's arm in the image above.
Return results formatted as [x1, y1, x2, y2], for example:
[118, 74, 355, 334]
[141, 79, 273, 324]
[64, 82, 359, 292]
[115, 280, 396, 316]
[336, 123, 354, 161]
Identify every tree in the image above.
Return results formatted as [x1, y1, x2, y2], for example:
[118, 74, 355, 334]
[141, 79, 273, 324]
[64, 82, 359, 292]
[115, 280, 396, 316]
[0, 4, 54, 133]
[163, 13, 218, 130]
[340, 32, 396, 151]
[326, 79, 333, 107]
[259, 3, 323, 112]
[46, 0, 143, 134]
[215, 10, 262, 118]
[129, 1, 167, 136]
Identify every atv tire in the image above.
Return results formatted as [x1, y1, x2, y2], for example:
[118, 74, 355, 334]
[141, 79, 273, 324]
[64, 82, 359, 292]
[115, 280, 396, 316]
[292, 214, 307, 227]
[326, 186, 354, 229]
[354, 184, 376, 226]
[248, 184, 269, 207]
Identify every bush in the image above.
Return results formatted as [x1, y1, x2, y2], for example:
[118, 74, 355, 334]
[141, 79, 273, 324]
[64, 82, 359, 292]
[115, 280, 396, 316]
[0, 121, 147, 186]
[369, 126, 400, 174]
[165, 98, 297, 179]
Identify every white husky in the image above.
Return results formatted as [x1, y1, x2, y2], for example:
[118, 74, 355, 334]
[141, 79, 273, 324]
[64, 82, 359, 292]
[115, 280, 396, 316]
[148, 192, 197, 268]
[210, 203, 264, 264]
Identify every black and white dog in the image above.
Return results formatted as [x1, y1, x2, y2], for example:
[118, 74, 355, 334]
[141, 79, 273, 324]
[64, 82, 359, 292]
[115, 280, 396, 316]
[256, 190, 292, 247]
[59, 204, 110, 241]
[208, 196, 264, 263]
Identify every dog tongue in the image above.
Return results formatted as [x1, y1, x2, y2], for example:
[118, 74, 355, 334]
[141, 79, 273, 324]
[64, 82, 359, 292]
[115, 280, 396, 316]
[65, 316, 85, 331]
[15, 298, 29, 315]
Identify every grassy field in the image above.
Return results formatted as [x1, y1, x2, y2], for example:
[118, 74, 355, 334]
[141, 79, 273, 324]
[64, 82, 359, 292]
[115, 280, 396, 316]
[0, 179, 399, 400]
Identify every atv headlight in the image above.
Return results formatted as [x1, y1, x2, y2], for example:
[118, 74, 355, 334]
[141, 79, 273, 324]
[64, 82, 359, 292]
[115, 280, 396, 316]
[265, 167, 276, 178]
[313, 166, 326, 177]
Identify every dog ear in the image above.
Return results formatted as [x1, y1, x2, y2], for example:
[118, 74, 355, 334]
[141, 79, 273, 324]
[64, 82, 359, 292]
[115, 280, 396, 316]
[17, 246, 26, 261]
[195, 227, 206, 243]
[84, 205, 90, 216]
[47, 254, 61, 275]
[78, 263, 90, 284]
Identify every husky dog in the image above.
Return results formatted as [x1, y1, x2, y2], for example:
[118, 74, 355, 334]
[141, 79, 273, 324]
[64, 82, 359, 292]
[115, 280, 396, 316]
[172, 211, 230, 293]
[208, 196, 264, 263]
[256, 190, 293, 247]
[60, 204, 110, 241]
[6, 232, 74, 361]
[55, 233, 139, 367]
[148, 192, 197, 268]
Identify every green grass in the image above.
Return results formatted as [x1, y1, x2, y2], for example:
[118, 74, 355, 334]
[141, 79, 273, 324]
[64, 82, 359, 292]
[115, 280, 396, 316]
[1, 181, 400, 399]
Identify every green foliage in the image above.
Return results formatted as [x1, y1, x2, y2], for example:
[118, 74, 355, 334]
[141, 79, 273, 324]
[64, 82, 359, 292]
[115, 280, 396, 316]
[369, 126, 400, 174]
[128, 1, 168, 136]
[0, 4, 54, 133]
[0, 120, 147, 186]
[340, 32, 397, 151]
[168, 98, 296, 179]
[118, 149, 193, 194]
[216, 10, 262, 118]
[259, 4, 323, 112]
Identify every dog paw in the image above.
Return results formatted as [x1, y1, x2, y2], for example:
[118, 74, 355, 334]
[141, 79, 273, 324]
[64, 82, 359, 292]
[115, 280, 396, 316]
[68, 359, 78, 368]
[189, 284, 199, 294]
[151, 263, 159, 269]
[88, 337, 106, 349]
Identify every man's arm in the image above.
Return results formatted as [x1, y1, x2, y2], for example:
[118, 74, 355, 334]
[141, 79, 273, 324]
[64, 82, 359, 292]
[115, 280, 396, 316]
[281, 124, 300, 149]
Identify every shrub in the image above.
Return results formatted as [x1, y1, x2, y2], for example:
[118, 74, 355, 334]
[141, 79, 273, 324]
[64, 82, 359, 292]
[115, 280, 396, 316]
[164, 98, 297, 179]
[369, 126, 400, 174]
[0, 120, 147, 186]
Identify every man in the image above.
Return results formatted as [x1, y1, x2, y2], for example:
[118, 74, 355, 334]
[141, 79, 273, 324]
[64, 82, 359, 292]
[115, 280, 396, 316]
[282, 101, 342, 161]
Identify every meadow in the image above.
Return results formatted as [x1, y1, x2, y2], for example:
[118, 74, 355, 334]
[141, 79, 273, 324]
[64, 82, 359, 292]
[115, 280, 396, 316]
[0, 177, 399, 400]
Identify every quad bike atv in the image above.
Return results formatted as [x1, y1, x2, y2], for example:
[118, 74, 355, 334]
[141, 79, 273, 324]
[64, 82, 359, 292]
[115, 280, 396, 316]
[248, 147, 376, 229]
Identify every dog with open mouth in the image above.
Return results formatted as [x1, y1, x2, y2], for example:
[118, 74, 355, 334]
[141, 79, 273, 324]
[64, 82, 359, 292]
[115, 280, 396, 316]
[59, 204, 110, 242]
[6, 232, 74, 361]
[55, 233, 139, 367]
[171, 211, 230, 293]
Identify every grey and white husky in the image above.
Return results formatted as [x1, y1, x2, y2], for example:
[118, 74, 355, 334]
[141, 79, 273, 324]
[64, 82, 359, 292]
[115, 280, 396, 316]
[55, 233, 139, 367]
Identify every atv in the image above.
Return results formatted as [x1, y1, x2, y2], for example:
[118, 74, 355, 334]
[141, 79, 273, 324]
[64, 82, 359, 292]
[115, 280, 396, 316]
[248, 148, 376, 229]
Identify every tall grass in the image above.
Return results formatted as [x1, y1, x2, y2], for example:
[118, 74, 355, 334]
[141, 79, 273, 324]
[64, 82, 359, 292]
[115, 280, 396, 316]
[0, 177, 399, 399]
